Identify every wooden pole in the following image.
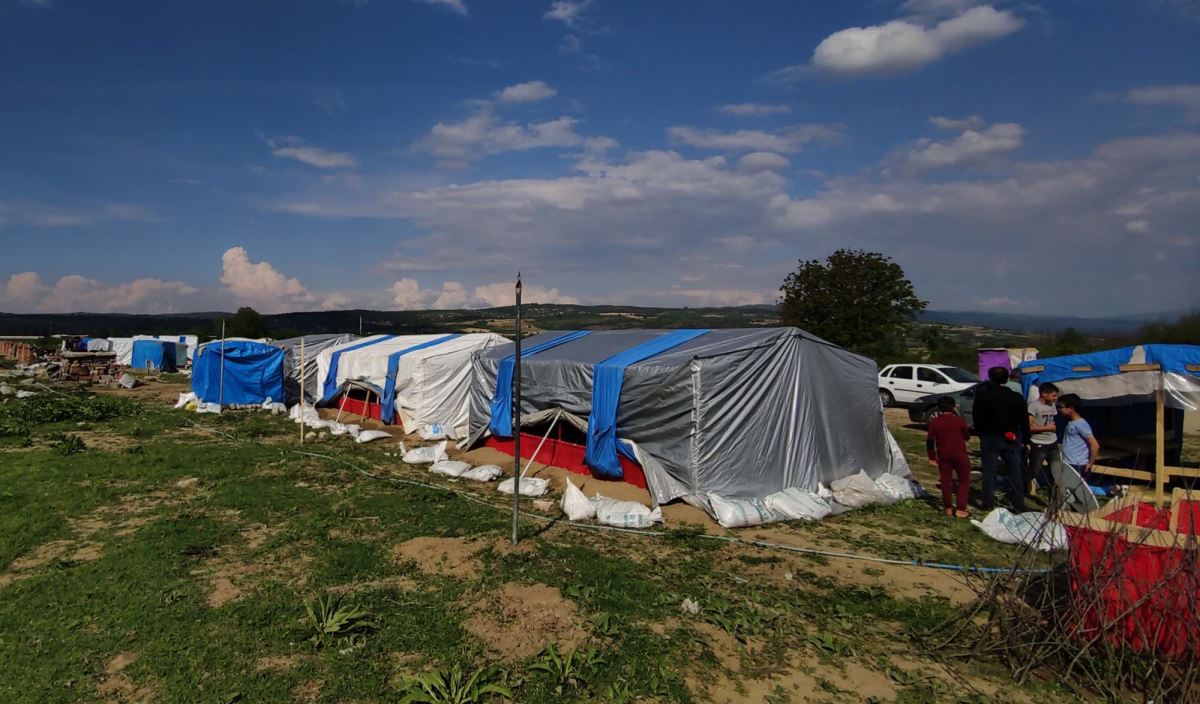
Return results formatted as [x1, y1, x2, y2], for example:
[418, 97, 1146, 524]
[218, 320, 226, 408]
[299, 337, 306, 445]
[1155, 383, 1166, 502]
[512, 274, 523, 546]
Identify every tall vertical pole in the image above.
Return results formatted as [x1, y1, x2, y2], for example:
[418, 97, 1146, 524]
[1155, 383, 1166, 502]
[218, 319, 226, 408]
[299, 337, 306, 445]
[359, 315, 363, 337]
[511, 274, 523, 546]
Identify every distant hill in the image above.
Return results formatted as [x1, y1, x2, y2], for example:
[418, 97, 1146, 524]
[918, 310, 1190, 336]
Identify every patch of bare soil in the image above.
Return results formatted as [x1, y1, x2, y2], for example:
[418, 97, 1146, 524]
[291, 679, 323, 704]
[327, 575, 417, 594]
[71, 430, 140, 453]
[255, 654, 304, 671]
[197, 545, 313, 609]
[693, 622, 743, 671]
[96, 379, 190, 405]
[97, 651, 156, 703]
[464, 581, 588, 661]
[392, 536, 484, 578]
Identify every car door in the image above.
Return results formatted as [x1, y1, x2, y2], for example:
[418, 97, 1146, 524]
[884, 365, 917, 403]
[916, 366, 950, 398]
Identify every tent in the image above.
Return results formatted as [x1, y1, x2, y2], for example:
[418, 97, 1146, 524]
[315, 333, 508, 437]
[111, 338, 134, 365]
[978, 347, 1038, 380]
[467, 327, 908, 509]
[148, 334, 199, 361]
[84, 338, 113, 353]
[192, 339, 286, 406]
[274, 334, 358, 404]
[130, 339, 180, 373]
[1019, 345, 1200, 496]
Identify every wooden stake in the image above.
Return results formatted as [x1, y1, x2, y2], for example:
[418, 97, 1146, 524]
[1155, 384, 1166, 502]
[512, 273, 523, 547]
[218, 320, 226, 409]
[299, 337, 306, 445]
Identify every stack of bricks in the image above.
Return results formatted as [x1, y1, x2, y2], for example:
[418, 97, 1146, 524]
[59, 356, 121, 384]
[1, 341, 36, 364]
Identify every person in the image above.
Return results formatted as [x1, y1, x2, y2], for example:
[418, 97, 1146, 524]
[1059, 393, 1099, 476]
[972, 366, 1030, 512]
[1006, 367, 1024, 396]
[1027, 382, 1060, 492]
[927, 396, 972, 518]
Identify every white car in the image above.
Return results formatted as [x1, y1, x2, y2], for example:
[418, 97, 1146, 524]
[878, 363, 980, 408]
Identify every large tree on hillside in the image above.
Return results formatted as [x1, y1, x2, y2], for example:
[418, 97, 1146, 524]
[779, 249, 927, 359]
[226, 306, 266, 339]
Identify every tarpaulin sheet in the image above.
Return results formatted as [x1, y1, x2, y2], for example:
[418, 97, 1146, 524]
[274, 334, 358, 405]
[130, 340, 178, 373]
[469, 328, 894, 507]
[380, 334, 461, 423]
[489, 330, 593, 437]
[321, 335, 394, 401]
[191, 339, 285, 405]
[977, 349, 1011, 380]
[586, 329, 709, 479]
[1019, 345, 1200, 409]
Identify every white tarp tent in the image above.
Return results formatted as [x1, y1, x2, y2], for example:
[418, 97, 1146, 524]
[112, 335, 199, 365]
[316, 333, 508, 438]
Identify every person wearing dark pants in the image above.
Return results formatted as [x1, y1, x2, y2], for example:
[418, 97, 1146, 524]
[972, 366, 1030, 512]
[1027, 382, 1061, 492]
[927, 396, 972, 518]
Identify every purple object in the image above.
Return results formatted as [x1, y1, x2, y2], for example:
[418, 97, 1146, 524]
[977, 349, 1011, 380]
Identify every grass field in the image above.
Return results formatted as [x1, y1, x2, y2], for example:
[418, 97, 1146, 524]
[0, 383, 1091, 703]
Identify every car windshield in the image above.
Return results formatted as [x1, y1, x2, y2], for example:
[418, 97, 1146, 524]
[938, 367, 980, 383]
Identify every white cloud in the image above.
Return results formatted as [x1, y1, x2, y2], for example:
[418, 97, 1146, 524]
[717, 103, 792, 117]
[0, 200, 158, 228]
[770, 4, 1024, 79]
[390, 278, 576, 309]
[929, 114, 986, 131]
[544, 0, 592, 29]
[972, 296, 1023, 309]
[220, 246, 328, 314]
[668, 124, 842, 153]
[1125, 219, 1151, 234]
[263, 135, 358, 169]
[496, 80, 557, 104]
[472, 282, 578, 306]
[414, 105, 599, 165]
[737, 152, 791, 172]
[0, 271, 202, 314]
[893, 119, 1023, 170]
[1124, 84, 1200, 123]
[413, 0, 467, 15]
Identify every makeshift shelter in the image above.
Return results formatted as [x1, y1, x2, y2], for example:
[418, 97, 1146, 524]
[191, 339, 286, 406]
[111, 337, 135, 366]
[978, 347, 1038, 381]
[1019, 344, 1200, 497]
[84, 338, 113, 353]
[467, 327, 908, 509]
[147, 334, 199, 361]
[130, 339, 180, 373]
[274, 334, 358, 404]
[316, 333, 508, 437]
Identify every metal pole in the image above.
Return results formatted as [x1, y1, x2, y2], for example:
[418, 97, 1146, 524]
[299, 337, 306, 445]
[511, 274, 523, 546]
[359, 315, 363, 337]
[218, 320, 226, 408]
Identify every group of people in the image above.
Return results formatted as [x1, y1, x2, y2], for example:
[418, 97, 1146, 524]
[926, 366, 1100, 517]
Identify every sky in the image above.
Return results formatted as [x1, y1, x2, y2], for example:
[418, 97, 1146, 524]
[1, 0, 1198, 317]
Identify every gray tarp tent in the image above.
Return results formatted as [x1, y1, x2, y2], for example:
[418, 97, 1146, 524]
[468, 327, 906, 510]
[275, 334, 358, 405]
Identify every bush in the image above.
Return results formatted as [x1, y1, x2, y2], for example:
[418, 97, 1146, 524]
[0, 393, 139, 427]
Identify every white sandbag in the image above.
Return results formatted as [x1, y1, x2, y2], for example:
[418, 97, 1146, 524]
[429, 460, 472, 477]
[497, 476, 550, 497]
[593, 497, 662, 529]
[418, 423, 448, 440]
[118, 373, 138, 390]
[708, 493, 778, 528]
[174, 392, 197, 409]
[460, 464, 502, 482]
[830, 471, 892, 508]
[971, 508, 1068, 552]
[355, 429, 393, 444]
[402, 440, 448, 464]
[196, 402, 221, 414]
[260, 397, 286, 413]
[560, 478, 596, 521]
[0, 384, 12, 396]
[765, 487, 831, 521]
[15, 390, 36, 399]
[874, 473, 922, 502]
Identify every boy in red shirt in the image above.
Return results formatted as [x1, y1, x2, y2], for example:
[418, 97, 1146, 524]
[927, 396, 972, 518]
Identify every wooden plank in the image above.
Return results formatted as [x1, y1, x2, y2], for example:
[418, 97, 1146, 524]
[1071, 365, 1093, 372]
[1091, 464, 1154, 482]
[1166, 466, 1200, 479]
[1156, 387, 1166, 501]
[1118, 363, 1161, 372]
[1186, 364, 1200, 373]
[1022, 364, 1045, 373]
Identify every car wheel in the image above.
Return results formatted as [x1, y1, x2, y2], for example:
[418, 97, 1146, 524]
[879, 389, 894, 408]
[922, 405, 938, 424]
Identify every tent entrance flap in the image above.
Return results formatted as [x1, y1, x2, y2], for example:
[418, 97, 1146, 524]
[585, 329, 709, 479]
[321, 335, 395, 401]
[489, 330, 592, 437]
[379, 334, 461, 423]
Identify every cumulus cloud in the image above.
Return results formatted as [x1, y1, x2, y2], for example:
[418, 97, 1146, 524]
[668, 124, 842, 153]
[717, 103, 792, 117]
[414, 105, 607, 165]
[391, 278, 576, 309]
[0, 271, 202, 314]
[892, 118, 1024, 170]
[496, 80, 557, 104]
[737, 152, 791, 172]
[263, 134, 358, 169]
[768, 4, 1023, 80]
[413, 0, 467, 15]
[544, 0, 592, 29]
[0, 200, 158, 228]
[220, 246, 327, 313]
[1124, 84, 1200, 123]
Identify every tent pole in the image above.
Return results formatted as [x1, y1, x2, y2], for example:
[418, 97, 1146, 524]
[300, 337, 306, 445]
[219, 320, 226, 408]
[512, 273, 523, 546]
[1155, 383, 1166, 502]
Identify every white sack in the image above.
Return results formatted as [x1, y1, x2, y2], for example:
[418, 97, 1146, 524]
[830, 471, 892, 508]
[402, 440, 448, 464]
[174, 392, 197, 409]
[460, 465, 502, 482]
[355, 429, 393, 444]
[418, 423, 448, 441]
[429, 460, 472, 477]
[765, 487, 831, 521]
[874, 473, 922, 502]
[196, 402, 221, 414]
[708, 493, 778, 528]
[560, 478, 596, 521]
[0, 384, 13, 396]
[971, 508, 1068, 552]
[592, 497, 662, 529]
[15, 390, 36, 399]
[497, 476, 549, 497]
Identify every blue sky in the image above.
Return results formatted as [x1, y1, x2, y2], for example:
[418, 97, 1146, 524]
[1, 0, 1198, 316]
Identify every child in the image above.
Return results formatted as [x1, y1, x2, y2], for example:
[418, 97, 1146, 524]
[927, 396, 972, 518]
[1027, 382, 1060, 491]
[1058, 393, 1099, 476]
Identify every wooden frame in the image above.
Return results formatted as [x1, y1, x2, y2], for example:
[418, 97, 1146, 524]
[1058, 491, 1200, 549]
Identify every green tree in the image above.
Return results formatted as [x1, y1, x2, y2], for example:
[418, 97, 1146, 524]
[225, 306, 266, 339]
[779, 249, 927, 359]
[918, 324, 945, 352]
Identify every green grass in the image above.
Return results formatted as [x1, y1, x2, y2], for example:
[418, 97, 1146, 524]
[0, 390, 1088, 703]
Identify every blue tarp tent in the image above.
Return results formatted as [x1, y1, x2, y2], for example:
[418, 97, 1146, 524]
[191, 339, 286, 405]
[130, 340, 179, 373]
